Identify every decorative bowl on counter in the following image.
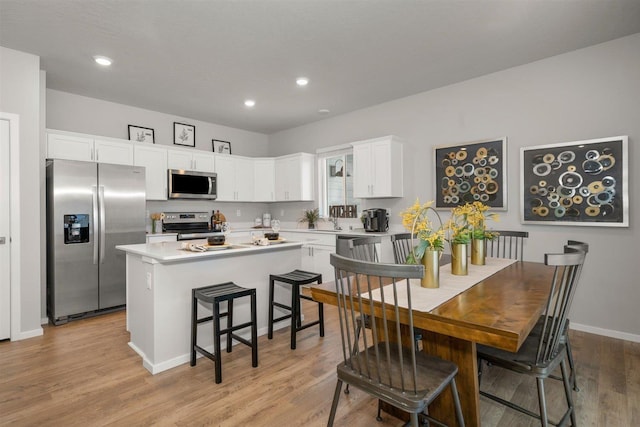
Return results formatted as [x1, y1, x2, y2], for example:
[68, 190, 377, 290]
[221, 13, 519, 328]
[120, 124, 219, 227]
[207, 235, 226, 246]
[264, 232, 279, 240]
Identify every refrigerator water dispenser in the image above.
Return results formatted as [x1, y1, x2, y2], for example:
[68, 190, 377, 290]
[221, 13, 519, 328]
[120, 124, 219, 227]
[64, 214, 89, 244]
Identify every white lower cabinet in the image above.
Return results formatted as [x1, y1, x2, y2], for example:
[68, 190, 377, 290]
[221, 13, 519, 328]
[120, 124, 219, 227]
[301, 243, 335, 282]
[146, 234, 177, 244]
[281, 232, 336, 281]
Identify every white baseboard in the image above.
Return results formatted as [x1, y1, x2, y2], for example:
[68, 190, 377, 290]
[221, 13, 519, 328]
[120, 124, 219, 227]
[13, 327, 44, 341]
[571, 322, 640, 343]
[129, 323, 289, 375]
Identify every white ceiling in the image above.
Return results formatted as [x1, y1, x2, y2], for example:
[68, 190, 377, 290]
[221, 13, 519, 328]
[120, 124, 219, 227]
[2, 0, 640, 134]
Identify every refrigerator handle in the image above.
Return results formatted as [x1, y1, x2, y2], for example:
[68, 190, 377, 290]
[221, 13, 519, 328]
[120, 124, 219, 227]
[92, 186, 99, 264]
[99, 186, 106, 264]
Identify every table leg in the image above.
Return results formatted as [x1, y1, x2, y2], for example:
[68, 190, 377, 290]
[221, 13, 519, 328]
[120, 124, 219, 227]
[422, 330, 480, 427]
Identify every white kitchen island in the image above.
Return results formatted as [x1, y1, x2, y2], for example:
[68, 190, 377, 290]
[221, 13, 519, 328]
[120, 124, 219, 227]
[116, 239, 304, 374]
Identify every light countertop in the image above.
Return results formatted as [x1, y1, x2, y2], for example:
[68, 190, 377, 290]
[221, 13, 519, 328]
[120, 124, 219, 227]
[116, 239, 304, 263]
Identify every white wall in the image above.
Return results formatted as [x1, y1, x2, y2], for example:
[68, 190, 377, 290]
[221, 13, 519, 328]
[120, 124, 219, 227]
[269, 34, 640, 340]
[46, 90, 269, 157]
[0, 46, 43, 339]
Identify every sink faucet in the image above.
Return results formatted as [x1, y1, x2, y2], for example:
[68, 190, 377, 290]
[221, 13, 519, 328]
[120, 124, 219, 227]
[329, 217, 342, 231]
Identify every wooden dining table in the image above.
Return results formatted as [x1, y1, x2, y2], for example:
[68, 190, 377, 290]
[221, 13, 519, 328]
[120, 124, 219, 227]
[310, 260, 555, 427]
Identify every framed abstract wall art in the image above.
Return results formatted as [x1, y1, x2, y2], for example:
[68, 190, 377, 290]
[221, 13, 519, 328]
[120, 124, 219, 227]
[520, 135, 628, 227]
[434, 137, 507, 209]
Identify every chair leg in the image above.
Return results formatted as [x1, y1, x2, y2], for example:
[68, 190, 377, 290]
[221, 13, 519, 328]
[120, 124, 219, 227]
[267, 278, 275, 339]
[450, 378, 465, 427]
[319, 301, 325, 337]
[226, 299, 233, 353]
[318, 277, 325, 337]
[190, 290, 197, 366]
[251, 291, 258, 368]
[409, 412, 419, 427]
[565, 336, 579, 391]
[213, 300, 223, 384]
[376, 399, 383, 422]
[561, 359, 576, 426]
[327, 379, 343, 427]
[536, 377, 549, 427]
[291, 284, 299, 349]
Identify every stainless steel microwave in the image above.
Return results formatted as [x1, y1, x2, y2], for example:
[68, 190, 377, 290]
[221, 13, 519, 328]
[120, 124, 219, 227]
[168, 169, 217, 199]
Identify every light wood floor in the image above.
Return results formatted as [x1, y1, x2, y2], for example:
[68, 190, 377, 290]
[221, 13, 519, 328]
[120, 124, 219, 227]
[1, 302, 638, 426]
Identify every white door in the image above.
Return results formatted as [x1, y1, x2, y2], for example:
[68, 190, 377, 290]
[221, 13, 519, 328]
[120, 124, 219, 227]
[0, 115, 12, 340]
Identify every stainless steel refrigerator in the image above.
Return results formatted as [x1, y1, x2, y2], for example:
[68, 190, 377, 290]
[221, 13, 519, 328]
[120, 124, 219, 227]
[46, 159, 146, 325]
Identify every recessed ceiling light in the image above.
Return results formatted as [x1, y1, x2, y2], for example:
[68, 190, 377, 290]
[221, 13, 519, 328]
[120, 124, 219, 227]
[93, 55, 112, 66]
[244, 99, 256, 107]
[296, 77, 309, 86]
[318, 109, 330, 115]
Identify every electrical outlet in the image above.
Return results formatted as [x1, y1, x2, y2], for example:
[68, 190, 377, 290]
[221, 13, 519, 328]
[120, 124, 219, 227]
[280, 209, 284, 216]
[236, 209, 241, 217]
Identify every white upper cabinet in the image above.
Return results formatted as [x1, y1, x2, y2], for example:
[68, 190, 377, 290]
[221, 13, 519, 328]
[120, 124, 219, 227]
[215, 155, 255, 202]
[94, 138, 134, 165]
[46, 129, 315, 203]
[275, 153, 314, 201]
[253, 158, 275, 202]
[352, 135, 404, 198]
[134, 145, 168, 200]
[167, 148, 215, 172]
[47, 131, 133, 165]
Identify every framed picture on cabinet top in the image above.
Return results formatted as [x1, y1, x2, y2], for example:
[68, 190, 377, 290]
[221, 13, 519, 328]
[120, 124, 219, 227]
[433, 137, 507, 210]
[128, 125, 155, 144]
[212, 139, 231, 155]
[173, 122, 195, 147]
[521, 135, 628, 227]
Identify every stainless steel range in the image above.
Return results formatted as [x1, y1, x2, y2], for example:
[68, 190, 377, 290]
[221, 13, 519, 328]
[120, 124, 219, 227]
[162, 211, 222, 240]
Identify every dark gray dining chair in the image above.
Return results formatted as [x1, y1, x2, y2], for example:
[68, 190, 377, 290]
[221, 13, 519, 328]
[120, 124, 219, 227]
[487, 230, 529, 260]
[537, 240, 588, 391]
[327, 253, 465, 427]
[347, 235, 380, 262]
[390, 232, 414, 264]
[341, 236, 380, 396]
[477, 246, 586, 426]
[391, 232, 451, 265]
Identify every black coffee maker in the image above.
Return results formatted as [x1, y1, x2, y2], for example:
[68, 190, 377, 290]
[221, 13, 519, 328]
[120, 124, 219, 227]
[362, 208, 389, 232]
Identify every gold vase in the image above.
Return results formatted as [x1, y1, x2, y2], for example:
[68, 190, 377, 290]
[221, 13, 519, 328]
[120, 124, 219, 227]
[420, 249, 440, 288]
[471, 238, 486, 265]
[451, 243, 468, 275]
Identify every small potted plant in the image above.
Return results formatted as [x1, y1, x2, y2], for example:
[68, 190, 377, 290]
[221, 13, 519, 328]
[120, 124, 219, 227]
[300, 208, 320, 229]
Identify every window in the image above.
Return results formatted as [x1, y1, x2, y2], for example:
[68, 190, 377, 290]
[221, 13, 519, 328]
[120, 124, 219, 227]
[318, 148, 359, 219]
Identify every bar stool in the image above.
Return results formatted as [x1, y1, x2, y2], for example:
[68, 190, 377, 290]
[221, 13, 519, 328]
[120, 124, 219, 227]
[268, 269, 324, 349]
[190, 282, 258, 384]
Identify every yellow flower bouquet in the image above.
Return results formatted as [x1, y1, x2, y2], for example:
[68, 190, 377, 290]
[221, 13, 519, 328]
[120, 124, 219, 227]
[400, 199, 445, 264]
[467, 201, 499, 240]
[445, 201, 498, 243]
